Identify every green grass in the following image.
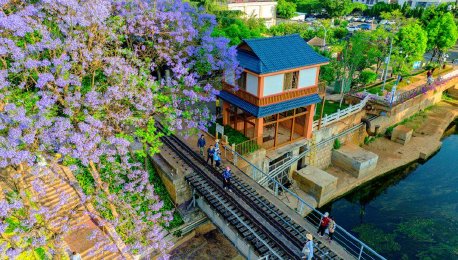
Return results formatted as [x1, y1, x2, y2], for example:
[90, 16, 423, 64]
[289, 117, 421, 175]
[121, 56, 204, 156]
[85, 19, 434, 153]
[314, 100, 349, 120]
[208, 119, 249, 144]
[385, 106, 432, 135]
[442, 93, 456, 102]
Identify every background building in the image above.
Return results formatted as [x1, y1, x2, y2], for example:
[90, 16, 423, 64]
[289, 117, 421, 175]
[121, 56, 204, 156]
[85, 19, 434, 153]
[223, 0, 278, 27]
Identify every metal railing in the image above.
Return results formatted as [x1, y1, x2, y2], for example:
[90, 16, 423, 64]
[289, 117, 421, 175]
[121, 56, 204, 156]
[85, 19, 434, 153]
[222, 144, 386, 260]
[313, 95, 370, 129]
[234, 137, 259, 155]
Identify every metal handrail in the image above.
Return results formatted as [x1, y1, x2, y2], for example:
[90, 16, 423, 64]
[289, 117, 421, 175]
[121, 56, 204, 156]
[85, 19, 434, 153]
[222, 145, 386, 260]
[266, 115, 378, 180]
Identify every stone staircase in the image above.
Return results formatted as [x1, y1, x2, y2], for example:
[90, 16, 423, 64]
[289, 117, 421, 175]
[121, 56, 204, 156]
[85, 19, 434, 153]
[24, 164, 123, 260]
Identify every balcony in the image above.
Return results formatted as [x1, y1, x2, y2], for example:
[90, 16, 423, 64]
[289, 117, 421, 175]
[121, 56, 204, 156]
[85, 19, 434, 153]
[223, 83, 318, 106]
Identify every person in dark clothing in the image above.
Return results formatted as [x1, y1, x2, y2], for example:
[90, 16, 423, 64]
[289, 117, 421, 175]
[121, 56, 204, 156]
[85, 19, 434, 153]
[197, 134, 206, 156]
[223, 166, 232, 192]
[317, 212, 330, 237]
[427, 70, 432, 78]
[207, 145, 215, 166]
[214, 150, 221, 167]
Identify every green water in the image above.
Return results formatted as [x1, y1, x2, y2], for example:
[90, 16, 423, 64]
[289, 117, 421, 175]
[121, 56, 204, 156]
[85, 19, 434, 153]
[320, 124, 458, 259]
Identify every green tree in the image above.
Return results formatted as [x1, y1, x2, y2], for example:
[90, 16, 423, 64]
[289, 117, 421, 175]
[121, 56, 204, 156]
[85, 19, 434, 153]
[213, 16, 266, 45]
[277, 0, 297, 19]
[425, 12, 458, 62]
[295, 0, 321, 13]
[321, 0, 358, 17]
[392, 23, 428, 74]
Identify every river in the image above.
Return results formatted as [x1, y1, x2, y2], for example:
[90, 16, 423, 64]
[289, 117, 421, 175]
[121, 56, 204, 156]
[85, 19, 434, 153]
[320, 122, 458, 260]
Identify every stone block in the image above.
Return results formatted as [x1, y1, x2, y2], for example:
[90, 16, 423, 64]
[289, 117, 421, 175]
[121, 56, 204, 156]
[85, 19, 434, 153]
[331, 144, 378, 178]
[391, 125, 413, 145]
[292, 166, 337, 204]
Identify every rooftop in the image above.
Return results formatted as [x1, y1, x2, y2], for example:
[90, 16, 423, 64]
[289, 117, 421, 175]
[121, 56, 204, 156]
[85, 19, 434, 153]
[237, 34, 329, 75]
[307, 36, 325, 47]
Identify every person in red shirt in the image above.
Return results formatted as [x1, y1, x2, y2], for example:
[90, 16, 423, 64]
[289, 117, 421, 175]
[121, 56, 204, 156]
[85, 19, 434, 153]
[317, 212, 330, 237]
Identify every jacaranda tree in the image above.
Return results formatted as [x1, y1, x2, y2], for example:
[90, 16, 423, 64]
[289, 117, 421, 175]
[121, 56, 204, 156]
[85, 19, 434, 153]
[0, 0, 238, 258]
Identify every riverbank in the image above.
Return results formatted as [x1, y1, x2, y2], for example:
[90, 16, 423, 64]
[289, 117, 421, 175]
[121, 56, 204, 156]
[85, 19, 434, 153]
[321, 100, 458, 206]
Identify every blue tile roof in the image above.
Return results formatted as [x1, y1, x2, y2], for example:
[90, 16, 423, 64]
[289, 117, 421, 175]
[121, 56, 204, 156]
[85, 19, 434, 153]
[218, 90, 321, 118]
[238, 34, 329, 74]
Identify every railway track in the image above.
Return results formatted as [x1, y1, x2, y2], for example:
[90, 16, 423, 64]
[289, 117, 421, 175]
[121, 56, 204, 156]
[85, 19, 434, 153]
[157, 123, 341, 259]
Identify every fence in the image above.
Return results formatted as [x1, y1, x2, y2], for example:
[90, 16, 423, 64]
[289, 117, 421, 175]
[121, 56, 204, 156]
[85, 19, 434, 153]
[352, 69, 458, 107]
[313, 95, 370, 129]
[222, 145, 386, 260]
[234, 137, 259, 155]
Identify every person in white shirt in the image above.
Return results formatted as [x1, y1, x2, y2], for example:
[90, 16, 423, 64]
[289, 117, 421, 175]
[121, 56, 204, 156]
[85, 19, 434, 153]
[71, 251, 82, 260]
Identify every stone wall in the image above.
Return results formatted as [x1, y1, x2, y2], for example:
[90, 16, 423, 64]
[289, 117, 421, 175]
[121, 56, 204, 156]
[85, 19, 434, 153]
[149, 154, 192, 206]
[372, 81, 453, 133]
[307, 110, 368, 169]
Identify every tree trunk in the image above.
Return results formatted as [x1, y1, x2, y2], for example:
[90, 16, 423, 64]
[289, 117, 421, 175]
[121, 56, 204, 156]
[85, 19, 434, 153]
[89, 161, 119, 218]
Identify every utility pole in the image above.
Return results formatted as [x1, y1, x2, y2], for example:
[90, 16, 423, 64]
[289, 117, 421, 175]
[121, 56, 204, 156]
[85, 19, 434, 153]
[381, 37, 393, 93]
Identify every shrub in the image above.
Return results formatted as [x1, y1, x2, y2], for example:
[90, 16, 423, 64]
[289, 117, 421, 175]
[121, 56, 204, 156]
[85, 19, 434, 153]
[359, 70, 378, 87]
[333, 139, 342, 150]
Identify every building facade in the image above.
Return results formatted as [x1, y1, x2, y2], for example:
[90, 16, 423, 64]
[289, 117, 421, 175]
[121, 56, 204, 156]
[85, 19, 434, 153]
[353, 0, 454, 7]
[219, 34, 328, 149]
[397, 0, 454, 8]
[224, 0, 277, 28]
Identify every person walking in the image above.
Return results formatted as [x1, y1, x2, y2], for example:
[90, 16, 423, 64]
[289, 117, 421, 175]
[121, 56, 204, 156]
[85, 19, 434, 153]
[301, 233, 314, 260]
[214, 139, 220, 153]
[206, 145, 215, 166]
[327, 216, 336, 243]
[214, 149, 221, 168]
[317, 212, 330, 237]
[70, 252, 82, 260]
[197, 134, 206, 156]
[223, 166, 232, 192]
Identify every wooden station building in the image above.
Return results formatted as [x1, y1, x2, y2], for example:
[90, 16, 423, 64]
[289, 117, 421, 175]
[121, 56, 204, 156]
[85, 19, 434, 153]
[219, 34, 329, 149]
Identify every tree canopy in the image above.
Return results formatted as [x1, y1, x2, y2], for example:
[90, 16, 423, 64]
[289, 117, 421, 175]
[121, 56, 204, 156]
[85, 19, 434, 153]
[425, 12, 458, 61]
[0, 0, 238, 258]
[277, 0, 297, 19]
[393, 23, 428, 74]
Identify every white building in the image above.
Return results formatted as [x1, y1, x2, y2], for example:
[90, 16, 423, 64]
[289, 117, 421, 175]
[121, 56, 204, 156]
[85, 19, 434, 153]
[397, 0, 455, 8]
[353, 0, 454, 8]
[223, 0, 277, 28]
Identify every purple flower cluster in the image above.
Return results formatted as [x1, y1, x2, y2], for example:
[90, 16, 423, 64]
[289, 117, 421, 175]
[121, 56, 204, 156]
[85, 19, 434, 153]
[0, 0, 238, 257]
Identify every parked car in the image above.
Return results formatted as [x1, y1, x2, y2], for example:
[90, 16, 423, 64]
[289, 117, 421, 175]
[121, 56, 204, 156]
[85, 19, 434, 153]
[305, 17, 317, 22]
[358, 23, 371, 30]
[347, 25, 361, 32]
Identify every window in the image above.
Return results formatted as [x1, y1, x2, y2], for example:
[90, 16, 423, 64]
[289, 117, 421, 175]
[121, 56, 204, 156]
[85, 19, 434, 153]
[283, 71, 299, 91]
[237, 72, 247, 90]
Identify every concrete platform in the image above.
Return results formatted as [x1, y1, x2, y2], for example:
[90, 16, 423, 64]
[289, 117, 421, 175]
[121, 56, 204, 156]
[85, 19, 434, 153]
[292, 166, 337, 205]
[391, 125, 413, 145]
[331, 144, 378, 178]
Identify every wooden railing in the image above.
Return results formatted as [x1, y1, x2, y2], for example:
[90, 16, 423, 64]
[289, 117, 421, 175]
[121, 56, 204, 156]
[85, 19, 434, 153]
[223, 83, 318, 106]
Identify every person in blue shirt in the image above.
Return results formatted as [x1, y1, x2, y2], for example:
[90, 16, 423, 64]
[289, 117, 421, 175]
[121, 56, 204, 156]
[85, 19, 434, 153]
[206, 145, 215, 166]
[222, 166, 232, 192]
[301, 233, 314, 260]
[197, 134, 206, 156]
[213, 149, 221, 167]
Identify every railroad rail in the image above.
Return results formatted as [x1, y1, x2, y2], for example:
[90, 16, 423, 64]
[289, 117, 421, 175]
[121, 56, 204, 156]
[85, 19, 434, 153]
[156, 123, 342, 260]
